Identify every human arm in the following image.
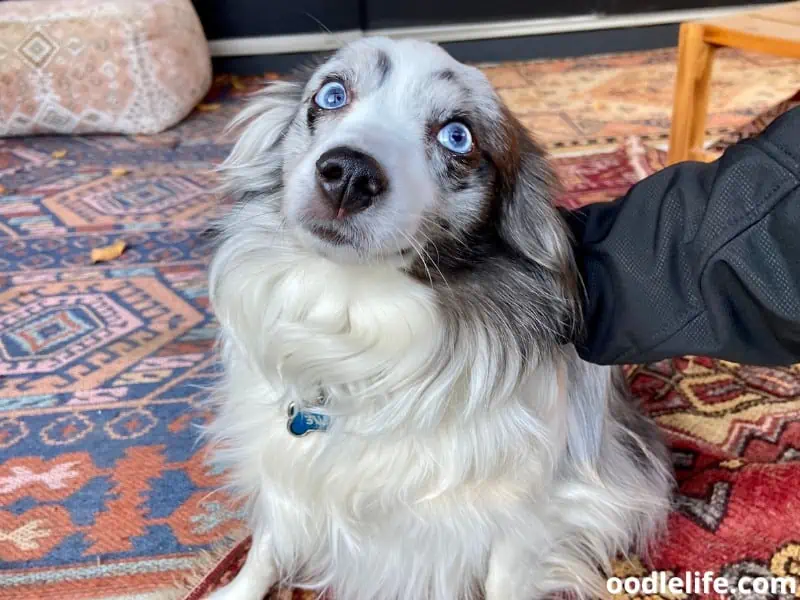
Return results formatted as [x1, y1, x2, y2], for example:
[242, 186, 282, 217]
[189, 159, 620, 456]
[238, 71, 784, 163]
[563, 106, 800, 366]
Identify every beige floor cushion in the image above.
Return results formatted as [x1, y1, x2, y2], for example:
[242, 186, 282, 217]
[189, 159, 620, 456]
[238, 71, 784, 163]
[0, 0, 212, 137]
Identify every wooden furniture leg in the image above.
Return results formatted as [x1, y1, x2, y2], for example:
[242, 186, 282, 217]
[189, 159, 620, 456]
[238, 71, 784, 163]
[667, 23, 718, 165]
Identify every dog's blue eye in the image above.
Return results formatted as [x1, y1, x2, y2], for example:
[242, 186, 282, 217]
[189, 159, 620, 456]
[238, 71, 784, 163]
[437, 122, 473, 154]
[315, 81, 348, 110]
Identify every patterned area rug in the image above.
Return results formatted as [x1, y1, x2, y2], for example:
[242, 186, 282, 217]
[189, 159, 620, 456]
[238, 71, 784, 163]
[0, 47, 799, 600]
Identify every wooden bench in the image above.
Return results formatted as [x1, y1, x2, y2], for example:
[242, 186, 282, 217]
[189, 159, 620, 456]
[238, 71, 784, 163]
[667, 2, 800, 165]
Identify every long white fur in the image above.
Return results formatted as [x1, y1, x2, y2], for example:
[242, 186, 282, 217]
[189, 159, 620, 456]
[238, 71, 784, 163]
[206, 38, 672, 600]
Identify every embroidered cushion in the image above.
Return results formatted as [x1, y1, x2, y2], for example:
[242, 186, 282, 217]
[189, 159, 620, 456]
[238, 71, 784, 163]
[0, 0, 212, 136]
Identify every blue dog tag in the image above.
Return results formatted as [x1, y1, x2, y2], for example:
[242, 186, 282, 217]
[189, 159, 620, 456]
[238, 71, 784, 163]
[287, 402, 331, 436]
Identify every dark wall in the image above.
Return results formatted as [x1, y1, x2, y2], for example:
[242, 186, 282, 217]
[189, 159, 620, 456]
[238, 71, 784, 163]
[199, 0, 792, 75]
[362, 0, 597, 29]
[195, 0, 788, 40]
[192, 0, 361, 40]
[606, 0, 779, 12]
[212, 22, 682, 74]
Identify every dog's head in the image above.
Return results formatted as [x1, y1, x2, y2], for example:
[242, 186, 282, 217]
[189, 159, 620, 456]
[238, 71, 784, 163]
[222, 37, 578, 350]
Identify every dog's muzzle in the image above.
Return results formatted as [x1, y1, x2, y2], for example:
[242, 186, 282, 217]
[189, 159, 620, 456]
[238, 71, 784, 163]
[315, 146, 388, 218]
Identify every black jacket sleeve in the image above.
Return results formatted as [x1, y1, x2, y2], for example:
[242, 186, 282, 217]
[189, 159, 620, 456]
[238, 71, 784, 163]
[563, 106, 800, 366]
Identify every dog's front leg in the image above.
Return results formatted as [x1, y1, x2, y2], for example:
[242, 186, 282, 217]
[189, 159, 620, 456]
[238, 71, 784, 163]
[208, 534, 277, 600]
[485, 539, 532, 600]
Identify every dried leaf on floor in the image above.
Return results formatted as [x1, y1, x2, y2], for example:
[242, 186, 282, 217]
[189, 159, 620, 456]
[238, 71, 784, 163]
[51, 149, 67, 159]
[91, 240, 127, 264]
[111, 167, 129, 177]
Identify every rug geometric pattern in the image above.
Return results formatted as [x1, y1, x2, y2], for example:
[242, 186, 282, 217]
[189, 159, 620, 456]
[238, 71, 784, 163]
[0, 47, 799, 599]
[481, 47, 800, 152]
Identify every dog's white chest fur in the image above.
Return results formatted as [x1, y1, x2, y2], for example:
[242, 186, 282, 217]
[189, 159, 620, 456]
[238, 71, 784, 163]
[210, 255, 537, 596]
[207, 240, 669, 600]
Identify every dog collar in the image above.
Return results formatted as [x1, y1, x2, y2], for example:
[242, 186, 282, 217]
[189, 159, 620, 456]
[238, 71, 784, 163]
[287, 395, 330, 437]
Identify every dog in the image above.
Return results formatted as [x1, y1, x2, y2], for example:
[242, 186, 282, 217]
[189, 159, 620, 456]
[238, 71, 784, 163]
[205, 37, 673, 600]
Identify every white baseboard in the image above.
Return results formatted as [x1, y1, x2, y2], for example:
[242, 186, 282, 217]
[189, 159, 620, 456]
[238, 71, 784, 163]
[209, 30, 363, 58]
[208, 3, 782, 58]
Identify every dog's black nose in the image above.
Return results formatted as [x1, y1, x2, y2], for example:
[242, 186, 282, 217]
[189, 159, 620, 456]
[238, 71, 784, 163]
[315, 147, 387, 217]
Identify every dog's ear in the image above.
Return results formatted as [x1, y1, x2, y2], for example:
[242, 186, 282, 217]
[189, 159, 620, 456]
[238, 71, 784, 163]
[218, 54, 335, 199]
[217, 80, 305, 197]
[495, 118, 569, 272]
[494, 112, 580, 340]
